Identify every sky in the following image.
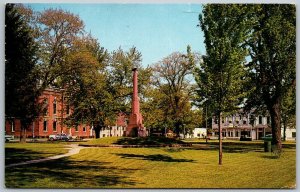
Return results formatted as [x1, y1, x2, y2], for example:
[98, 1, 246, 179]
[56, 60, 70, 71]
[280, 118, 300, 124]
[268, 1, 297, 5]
[27, 3, 205, 67]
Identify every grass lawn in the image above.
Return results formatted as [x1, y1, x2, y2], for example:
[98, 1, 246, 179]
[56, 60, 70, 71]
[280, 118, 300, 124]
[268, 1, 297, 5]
[82, 136, 185, 146]
[5, 141, 296, 188]
[5, 143, 69, 165]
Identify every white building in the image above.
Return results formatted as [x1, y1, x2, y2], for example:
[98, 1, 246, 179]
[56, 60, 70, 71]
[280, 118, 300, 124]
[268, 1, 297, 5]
[211, 112, 296, 141]
[282, 127, 296, 141]
[179, 128, 207, 139]
[99, 126, 126, 138]
[193, 128, 207, 138]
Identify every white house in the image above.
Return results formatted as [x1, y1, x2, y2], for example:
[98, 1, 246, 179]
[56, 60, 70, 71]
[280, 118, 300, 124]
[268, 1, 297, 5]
[282, 127, 296, 141]
[193, 128, 207, 138]
[99, 126, 126, 138]
[211, 111, 296, 141]
[179, 127, 207, 139]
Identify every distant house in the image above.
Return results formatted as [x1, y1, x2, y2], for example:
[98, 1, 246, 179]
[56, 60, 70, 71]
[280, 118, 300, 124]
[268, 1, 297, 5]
[99, 112, 127, 138]
[193, 128, 207, 138]
[211, 111, 296, 141]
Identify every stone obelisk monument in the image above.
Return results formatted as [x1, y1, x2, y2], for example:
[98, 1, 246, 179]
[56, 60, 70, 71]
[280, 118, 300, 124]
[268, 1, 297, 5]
[126, 67, 147, 137]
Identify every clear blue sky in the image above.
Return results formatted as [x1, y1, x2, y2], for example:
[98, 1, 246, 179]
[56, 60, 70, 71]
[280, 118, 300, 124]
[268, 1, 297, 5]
[28, 3, 205, 67]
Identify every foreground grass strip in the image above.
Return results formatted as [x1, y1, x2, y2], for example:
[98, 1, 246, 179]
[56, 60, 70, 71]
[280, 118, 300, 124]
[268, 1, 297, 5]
[5, 144, 296, 188]
[5, 143, 69, 165]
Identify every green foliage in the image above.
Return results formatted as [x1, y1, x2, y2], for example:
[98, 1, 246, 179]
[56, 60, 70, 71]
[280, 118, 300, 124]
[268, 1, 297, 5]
[35, 8, 85, 88]
[281, 87, 296, 130]
[5, 4, 41, 141]
[195, 4, 252, 118]
[62, 36, 112, 128]
[152, 47, 198, 134]
[246, 4, 296, 149]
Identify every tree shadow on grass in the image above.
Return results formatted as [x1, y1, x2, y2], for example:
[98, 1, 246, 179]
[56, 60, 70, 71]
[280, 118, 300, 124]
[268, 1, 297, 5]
[260, 155, 280, 159]
[114, 153, 195, 163]
[114, 136, 185, 145]
[5, 157, 141, 188]
[5, 148, 58, 165]
[190, 144, 265, 153]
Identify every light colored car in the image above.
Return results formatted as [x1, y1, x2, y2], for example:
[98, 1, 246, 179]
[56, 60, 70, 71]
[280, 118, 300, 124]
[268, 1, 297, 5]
[5, 134, 14, 142]
[48, 133, 72, 141]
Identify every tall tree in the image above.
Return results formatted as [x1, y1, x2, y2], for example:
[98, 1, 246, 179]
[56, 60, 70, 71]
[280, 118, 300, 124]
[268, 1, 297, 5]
[62, 36, 111, 138]
[36, 8, 85, 89]
[108, 47, 151, 113]
[152, 46, 196, 135]
[196, 4, 252, 164]
[246, 5, 296, 152]
[5, 4, 40, 142]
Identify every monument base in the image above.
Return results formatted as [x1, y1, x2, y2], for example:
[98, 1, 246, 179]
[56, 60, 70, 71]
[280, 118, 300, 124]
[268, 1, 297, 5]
[126, 125, 147, 137]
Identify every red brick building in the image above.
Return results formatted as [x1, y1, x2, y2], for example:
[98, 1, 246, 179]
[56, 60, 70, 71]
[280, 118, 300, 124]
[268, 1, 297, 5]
[5, 88, 93, 139]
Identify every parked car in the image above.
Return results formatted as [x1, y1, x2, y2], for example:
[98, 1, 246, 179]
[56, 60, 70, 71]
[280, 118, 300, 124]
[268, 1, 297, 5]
[261, 134, 283, 141]
[5, 134, 14, 142]
[240, 135, 252, 141]
[261, 134, 272, 140]
[48, 133, 72, 141]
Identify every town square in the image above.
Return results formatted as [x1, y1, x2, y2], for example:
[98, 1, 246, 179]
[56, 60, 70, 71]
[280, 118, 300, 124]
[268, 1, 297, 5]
[4, 2, 296, 189]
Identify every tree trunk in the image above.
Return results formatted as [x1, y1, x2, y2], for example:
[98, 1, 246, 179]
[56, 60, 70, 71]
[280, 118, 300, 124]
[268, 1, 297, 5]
[94, 125, 100, 139]
[283, 119, 286, 141]
[174, 121, 181, 136]
[218, 112, 222, 165]
[269, 101, 282, 153]
[20, 124, 27, 143]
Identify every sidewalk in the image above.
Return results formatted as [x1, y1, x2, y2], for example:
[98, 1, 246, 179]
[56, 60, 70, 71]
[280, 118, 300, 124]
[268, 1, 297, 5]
[5, 144, 86, 168]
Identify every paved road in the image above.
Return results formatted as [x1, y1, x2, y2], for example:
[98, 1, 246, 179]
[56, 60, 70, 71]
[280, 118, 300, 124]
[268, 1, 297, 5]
[5, 144, 86, 168]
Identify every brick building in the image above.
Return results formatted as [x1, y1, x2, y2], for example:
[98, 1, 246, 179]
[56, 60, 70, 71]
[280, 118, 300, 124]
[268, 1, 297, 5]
[5, 88, 126, 139]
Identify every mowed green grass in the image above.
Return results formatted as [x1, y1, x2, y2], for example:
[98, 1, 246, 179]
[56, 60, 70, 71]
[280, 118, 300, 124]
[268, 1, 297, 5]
[5, 143, 69, 165]
[5, 142, 296, 189]
[83, 136, 186, 146]
[83, 137, 120, 145]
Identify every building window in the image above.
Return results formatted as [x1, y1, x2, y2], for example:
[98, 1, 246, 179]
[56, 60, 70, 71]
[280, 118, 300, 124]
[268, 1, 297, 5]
[11, 121, 15, 132]
[53, 121, 57, 132]
[236, 120, 239, 124]
[267, 116, 271, 124]
[259, 116, 262, 124]
[43, 98, 48, 116]
[53, 98, 57, 115]
[83, 127, 86, 132]
[292, 132, 296, 138]
[75, 125, 79, 132]
[43, 120, 48, 132]
[243, 120, 247, 124]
